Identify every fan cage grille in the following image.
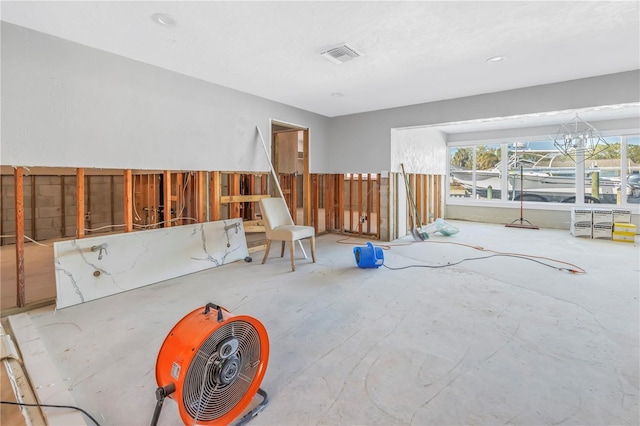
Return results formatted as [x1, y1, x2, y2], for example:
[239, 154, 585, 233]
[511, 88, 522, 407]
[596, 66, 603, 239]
[182, 319, 261, 422]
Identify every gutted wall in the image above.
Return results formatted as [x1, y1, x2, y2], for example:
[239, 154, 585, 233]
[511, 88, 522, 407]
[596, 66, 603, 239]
[1, 167, 124, 243]
[0, 23, 330, 173]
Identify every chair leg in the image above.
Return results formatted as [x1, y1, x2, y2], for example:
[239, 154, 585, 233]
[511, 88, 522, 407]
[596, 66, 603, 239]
[280, 241, 286, 258]
[310, 236, 316, 263]
[290, 240, 295, 271]
[262, 240, 272, 264]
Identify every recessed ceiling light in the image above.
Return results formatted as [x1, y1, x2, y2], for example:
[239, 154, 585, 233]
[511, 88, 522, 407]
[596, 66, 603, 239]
[486, 55, 507, 63]
[331, 92, 344, 98]
[152, 13, 176, 26]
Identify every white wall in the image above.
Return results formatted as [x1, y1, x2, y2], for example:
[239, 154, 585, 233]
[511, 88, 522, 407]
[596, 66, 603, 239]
[446, 204, 640, 231]
[2, 22, 639, 178]
[0, 23, 330, 172]
[327, 71, 640, 173]
[390, 127, 447, 174]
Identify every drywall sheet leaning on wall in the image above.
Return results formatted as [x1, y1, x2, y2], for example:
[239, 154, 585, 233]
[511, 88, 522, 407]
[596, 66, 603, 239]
[53, 219, 248, 309]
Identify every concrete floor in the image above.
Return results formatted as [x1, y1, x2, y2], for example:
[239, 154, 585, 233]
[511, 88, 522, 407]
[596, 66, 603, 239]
[7, 220, 640, 425]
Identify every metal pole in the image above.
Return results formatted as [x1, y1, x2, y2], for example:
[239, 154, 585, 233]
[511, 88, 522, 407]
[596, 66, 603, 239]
[256, 126, 307, 259]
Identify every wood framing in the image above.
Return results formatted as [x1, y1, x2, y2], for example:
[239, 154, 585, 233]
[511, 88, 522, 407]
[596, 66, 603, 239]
[14, 167, 25, 307]
[366, 175, 372, 234]
[220, 194, 270, 204]
[261, 174, 268, 195]
[324, 175, 333, 232]
[349, 173, 353, 231]
[86, 175, 92, 233]
[357, 174, 363, 235]
[123, 169, 133, 232]
[210, 171, 221, 221]
[76, 168, 85, 238]
[175, 172, 183, 225]
[229, 173, 240, 219]
[197, 171, 207, 223]
[110, 175, 116, 227]
[60, 176, 66, 237]
[337, 174, 344, 233]
[291, 175, 298, 223]
[397, 172, 444, 237]
[435, 175, 443, 218]
[416, 174, 423, 224]
[164, 171, 172, 227]
[311, 174, 319, 234]
[0, 174, 3, 246]
[302, 129, 310, 226]
[246, 175, 255, 220]
[30, 175, 36, 241]
[185, 173, 194, 221]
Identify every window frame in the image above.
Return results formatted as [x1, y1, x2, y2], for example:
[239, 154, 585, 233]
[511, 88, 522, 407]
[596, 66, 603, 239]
[446, 130, 640, 210]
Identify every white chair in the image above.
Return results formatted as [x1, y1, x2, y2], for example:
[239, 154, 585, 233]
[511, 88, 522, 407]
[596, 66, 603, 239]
[259, 197, 316, 271]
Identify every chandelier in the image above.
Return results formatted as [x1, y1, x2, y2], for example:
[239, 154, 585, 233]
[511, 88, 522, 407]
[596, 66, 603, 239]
[552, 114, 610, 163]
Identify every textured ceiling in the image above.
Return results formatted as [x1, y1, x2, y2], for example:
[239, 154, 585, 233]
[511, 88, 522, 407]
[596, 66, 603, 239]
[1, 1, 639, 118]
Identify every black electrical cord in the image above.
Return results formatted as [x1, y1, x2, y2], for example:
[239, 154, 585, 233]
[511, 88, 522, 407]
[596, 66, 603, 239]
[383, 253, 581, 273]
[0, 400, 101, 426]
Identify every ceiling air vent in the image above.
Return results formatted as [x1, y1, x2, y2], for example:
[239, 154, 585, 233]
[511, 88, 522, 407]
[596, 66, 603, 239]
[321, 44, 362, 64]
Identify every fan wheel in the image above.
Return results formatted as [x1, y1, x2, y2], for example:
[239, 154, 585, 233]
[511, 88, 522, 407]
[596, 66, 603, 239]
[156, 304, 269, 425]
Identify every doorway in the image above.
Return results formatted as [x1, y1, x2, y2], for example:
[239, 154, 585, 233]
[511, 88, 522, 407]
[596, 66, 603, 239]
[271, 120, 310, 225]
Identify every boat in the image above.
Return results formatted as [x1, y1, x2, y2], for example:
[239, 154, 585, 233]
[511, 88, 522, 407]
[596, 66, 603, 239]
[450, 150, 640, 203]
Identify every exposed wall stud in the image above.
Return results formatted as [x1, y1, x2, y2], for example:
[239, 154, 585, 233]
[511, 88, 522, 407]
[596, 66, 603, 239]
[86, 175, 92, 234]
[197, 171, 207, 223]
[123, 169, 133, 232]
[30, 175, 36, 241]
[60, 175, 66, 238]
[76, 168, 85, 238]
[376, 173, 381, 239]
[325, 175, 333, 232]
[164, 171, 172, 227]
[337, 174, 344, 233]
[291, 174, 298, 223]
[14, 167, 25, 307]
[311, 174, 319, 234]
[110, 175, 115, 228]
[175, 172, 183, 225]
[302, 129, 310, 226]
[357, 174, 363, 236]
[210, 171, 221, 221]
[366, 174, 372, 234]
[247, 174, 255, 220]
[186, 173, 194, 221]
[230, 173, 240, 218]
[1, 174, 4, 246]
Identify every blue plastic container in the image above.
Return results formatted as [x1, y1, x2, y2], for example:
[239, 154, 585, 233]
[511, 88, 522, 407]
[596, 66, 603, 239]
[353, 242, 384, 268]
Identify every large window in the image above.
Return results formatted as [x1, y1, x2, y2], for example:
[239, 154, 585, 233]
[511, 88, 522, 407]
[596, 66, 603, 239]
[449, 146, 474, 199]
[449, 144, 503, 201]
[448, 134, 640, 205]
[626, 136, 640, 204]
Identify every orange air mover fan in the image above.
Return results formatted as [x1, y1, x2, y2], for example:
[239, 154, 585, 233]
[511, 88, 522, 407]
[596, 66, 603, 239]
[152, 303, 269, 426]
